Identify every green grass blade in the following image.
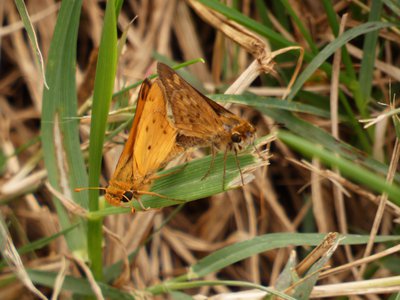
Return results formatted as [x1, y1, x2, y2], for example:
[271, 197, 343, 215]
[211, 94, 335, 119]
[88, 147, 264, 217]
[280, 0, 318, 54]
[14, 0, 48, 89]
[87, 0, 118, 281]
[383, 0, 400, 17]
[278, 130, 400, 204]
[0, 223, 80, 269]
[246, 105, 397, 183]
[160, 233, 400, 282]
[40, 0, 87, 254]
[28, 270, 135, 299]
[287, 21, 393, 101]
[321, 0, 357, 81]
[98, 146, 268, 283]
[151, 280, 294, 299]
[358, 0, 383, 114]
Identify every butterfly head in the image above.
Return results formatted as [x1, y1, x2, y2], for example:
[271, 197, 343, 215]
[230, 122, 256, 151]
[105, 182, 135, 206]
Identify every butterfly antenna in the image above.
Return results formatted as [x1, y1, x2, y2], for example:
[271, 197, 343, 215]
[233, 148, 244, 186]
[74, 186, 106, 192]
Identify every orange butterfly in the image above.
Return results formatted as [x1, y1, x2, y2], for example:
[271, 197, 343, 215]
[104, 78, 183, 208]
[157, 63, 256, 187]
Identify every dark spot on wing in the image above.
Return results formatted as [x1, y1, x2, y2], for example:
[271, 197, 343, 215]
[148, 145, 152, 150]
[152, 119, 156, 124]
[145, 126, 149, 132]
[163, 130, 167, 134]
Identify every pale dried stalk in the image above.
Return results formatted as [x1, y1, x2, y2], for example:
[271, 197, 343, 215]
[186, 0, 303, 98]
[102, 226, 130, 287]
[45, 182, 87, 217]
[51, 257, 68, 300]
[67, 255, 104, 300]
[330, 13, 358, 279]
[320, 243, 400, 279]
[311, 157, 329, 232]
[360, 138, 400, 275]
[0, 215, 47, 300]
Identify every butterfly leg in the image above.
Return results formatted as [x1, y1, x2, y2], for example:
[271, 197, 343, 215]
[233, 148, 244, 186]
[136, 196, 150, 211]
[137, 190, 186, 204]
[222, 147, 228, 190]
[201, 144, 216, 181]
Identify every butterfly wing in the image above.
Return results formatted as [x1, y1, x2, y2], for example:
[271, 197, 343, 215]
[133, 79, 181, 179]
[157, 63, 240, 140]
[108, 79, 150, 186]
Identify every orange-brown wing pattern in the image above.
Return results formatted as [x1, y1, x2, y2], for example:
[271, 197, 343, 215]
[105, 80, 150, 205]
[157, 62, 255, 150]
[108, 79, 150, 187]
[133, 79, 181, 179]
[157, 63, 229, 139]
[105, 78, 184, 206]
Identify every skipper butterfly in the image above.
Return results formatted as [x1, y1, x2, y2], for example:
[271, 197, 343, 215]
[157, 63, 256, 187]
[104, 78, 183, 208]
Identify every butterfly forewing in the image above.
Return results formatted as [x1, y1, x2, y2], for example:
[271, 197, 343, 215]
[133, 80, 181, 179]
[108, 79, 150, 189]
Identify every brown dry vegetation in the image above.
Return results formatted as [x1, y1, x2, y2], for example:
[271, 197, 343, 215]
[0, 0, 400, 299]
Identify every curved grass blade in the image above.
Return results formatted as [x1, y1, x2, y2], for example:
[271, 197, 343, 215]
[211, 94, 334, 119]
[259, 108, 400, 183]
[40, 0, 87, 254]
[278, 130, 400, 205]
[27, 270, 135, 300]
[154, 233, 400, 283]
[14, 0, 48, 89]
[88, 145, 266, 217]
[287, 21, 393, 101]
[358, 0, 383, 114]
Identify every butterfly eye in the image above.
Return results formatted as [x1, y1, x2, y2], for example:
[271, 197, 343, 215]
[122, 191, 134, 202]
[231, 133, 242, 143]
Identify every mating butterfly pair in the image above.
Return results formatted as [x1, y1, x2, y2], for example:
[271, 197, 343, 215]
[105, 63, 256, 208]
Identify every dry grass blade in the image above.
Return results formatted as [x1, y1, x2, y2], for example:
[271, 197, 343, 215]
[0, 214, 47, 300]
[360, 138, 400, 274]
[51, 256, 68, 300]
[320, 243, 400, 279]
[45, 182, 87, 217]
[186, 0, 303, 98]
[102, 226, 130, 288]
[295, 232, 338, 276]
[66, 254, 104, 300]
